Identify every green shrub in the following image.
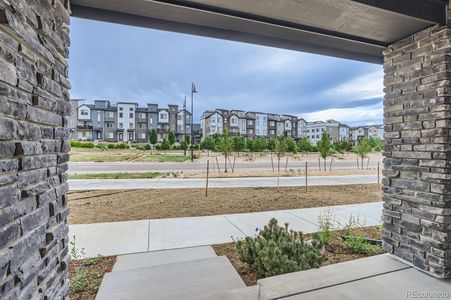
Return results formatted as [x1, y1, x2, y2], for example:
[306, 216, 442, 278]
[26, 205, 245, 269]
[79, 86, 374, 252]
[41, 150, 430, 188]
[236, 218, 323, 278]
[116, 143, 127, 149]
[95, 143, 107, 149]
[70, 268, 88, 293]
[70, 141, 94, 148]
[107, 144, 115, 149]
[144, 144, 151, 150]
[83, 255, 103, 266]
[344, 234, 382, 256]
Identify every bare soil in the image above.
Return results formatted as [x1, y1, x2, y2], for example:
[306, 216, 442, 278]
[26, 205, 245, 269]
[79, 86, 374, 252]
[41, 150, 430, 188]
[212, 226, 383, 286]
[69, 256, 116, 300]
[68, 184, 381, 224]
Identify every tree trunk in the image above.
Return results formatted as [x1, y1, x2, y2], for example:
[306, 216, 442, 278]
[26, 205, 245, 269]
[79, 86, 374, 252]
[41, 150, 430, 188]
[324, 158, 326, 171]
[278, 157, 280, 172]
[361, 156, 364, 170]
[224, 155, 228, 173]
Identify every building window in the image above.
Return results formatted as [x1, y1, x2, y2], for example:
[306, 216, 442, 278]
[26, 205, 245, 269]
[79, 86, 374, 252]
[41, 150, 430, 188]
[119, 113, 123, 118]
[97, 114, 101, 121]
[149, 117, 153, 124]
[81, 109, 88, 116]
[106, 122, 113, 128]
[177, 115, 182, 120]
[130, 107, 133, 111]
[119, 123, 123, 129]
[140, 113, 146, 119]
[119, 107, 123, 111]
[108, 132, 114, 139]
[140, 133, 146, 139]
[130, 113, 133, 118]
[129, 123, 134, 128]
[139, 123, 146, 129]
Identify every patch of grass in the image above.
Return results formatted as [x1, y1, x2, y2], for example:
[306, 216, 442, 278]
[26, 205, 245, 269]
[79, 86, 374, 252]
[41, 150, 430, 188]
[83, 255, 103, 266]
[134, 154, 190, 162]
[69, 172, 161, 179]
[344, 234, 382, 256]
[69, 152, 190, 162]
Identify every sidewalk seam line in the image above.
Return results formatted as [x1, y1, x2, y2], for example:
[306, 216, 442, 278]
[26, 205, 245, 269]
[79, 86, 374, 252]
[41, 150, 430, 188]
[223, 215, 246, 237]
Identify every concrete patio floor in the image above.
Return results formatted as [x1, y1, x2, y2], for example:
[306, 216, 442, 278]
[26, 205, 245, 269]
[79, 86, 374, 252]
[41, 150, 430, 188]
[68, 174, 377, 190]
[69, 202, 382, 258]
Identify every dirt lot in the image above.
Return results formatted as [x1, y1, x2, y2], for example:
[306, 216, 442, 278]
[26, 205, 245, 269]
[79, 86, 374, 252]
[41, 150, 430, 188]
[68, 184, 381, 224]
[212, 226, 382, 286]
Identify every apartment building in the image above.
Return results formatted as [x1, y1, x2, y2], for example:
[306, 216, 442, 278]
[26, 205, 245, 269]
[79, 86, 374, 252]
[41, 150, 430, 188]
[201, 109, 300, 140]
[69, 99, 200, 143]
[350, 124, 383, 143]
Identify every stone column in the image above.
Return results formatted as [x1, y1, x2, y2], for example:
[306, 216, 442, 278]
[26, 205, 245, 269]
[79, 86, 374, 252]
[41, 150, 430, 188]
[0, 0, 71, 298]
[382, 25, 451, 278]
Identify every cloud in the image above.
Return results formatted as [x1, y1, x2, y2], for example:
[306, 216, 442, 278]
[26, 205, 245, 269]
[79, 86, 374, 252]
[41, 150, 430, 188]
[302, 102, 383, 126]
[320, 69, 383, 101]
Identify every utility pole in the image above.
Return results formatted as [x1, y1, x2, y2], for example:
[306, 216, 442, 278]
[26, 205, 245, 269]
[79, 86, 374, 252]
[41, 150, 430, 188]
[190, 83, 197, 162]
[183, 95, 187, 157]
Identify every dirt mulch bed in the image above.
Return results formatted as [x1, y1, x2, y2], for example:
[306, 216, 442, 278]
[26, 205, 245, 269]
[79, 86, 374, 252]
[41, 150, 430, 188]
[69, 256, 116, 300]
[212, 226, 382, 286]
[68, 184, 381, 224]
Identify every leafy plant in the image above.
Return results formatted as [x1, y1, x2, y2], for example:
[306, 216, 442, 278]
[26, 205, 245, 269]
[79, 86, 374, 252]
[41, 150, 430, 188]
[167, 130, 176, 145]
[285, 137, 297, 153]
[297, 137, 311, 154]
[149, 129, 158, 146]
[200, 136, 215, 156]
[161, 137, 170, 151]
[235, 218, 323, 278]
[254, 137, 268, 152]
[70, 235, 85, 260]
[217, 129, 234, 172]
[83, 255, 103, 266]
[352, 138, 372, 169]
[71, 268, 88, 293]
[232, 136, 246, 154]
[317, 132, 334, 171]
[344, 234, 382, 256]
[275, 137, 287, 172]
[313, 208, 336, 247]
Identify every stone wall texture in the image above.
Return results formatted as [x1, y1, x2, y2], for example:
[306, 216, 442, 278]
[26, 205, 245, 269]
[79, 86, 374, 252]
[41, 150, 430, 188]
[382, 25, 451, 278]
[0, 0, 71, 298]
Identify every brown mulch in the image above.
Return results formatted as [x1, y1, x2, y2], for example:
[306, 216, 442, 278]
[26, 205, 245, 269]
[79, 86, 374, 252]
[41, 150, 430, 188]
[68, 184, 381, 224]
[212, 226, 383, 286]
[69, 256, 116, 300]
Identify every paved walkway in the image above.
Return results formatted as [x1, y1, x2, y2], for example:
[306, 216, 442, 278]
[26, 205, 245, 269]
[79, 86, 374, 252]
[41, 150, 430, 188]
[69, 202, 382, 258]
[68, 174, 377, 190]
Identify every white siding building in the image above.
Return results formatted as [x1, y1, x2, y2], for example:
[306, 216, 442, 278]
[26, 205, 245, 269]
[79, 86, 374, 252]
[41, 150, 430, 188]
[255, 113, 268, 136]
[117, 102, 137, 142]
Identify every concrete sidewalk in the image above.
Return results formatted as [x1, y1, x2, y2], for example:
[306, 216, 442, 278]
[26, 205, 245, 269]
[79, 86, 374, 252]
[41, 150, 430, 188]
[69, 202, 382, 258]
[68, 174, 378, 190]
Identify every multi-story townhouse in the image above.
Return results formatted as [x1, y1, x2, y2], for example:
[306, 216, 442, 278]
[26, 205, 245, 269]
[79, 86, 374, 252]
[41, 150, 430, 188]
[68, 99, 83, 140]
[368, 124, 384, 140]
[350, 126, 367, 142]
[297, 118, 308, 139]
[69, 99, 198, 143]
[306, 119, 340, 144]
[254, 112, 268, 137]
[200, 110, 224, 137]
[245, 112, 256, 139]
[338, 123, 350, 140]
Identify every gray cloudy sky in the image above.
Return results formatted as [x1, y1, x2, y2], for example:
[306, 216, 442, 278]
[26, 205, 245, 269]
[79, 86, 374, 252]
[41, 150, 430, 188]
[69, 17, 383, 126]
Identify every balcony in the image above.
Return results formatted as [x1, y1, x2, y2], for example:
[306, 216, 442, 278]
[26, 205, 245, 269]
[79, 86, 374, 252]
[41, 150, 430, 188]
[77, 125, 93, 130]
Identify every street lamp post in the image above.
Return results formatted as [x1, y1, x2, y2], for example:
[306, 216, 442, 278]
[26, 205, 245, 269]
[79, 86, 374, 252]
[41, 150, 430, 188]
[190, 83, 197, 162]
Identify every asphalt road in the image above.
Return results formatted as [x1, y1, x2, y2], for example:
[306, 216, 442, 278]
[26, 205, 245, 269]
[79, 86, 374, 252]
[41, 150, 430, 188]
[68, 158, 382, 174]
[68, 174, 378, 190]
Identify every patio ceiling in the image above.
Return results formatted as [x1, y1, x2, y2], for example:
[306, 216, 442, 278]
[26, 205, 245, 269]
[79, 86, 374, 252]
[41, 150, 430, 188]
[70, 0, 448, 64]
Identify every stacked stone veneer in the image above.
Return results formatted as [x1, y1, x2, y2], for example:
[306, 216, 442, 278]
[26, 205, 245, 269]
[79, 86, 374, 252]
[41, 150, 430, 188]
[0, 0, 71, 298]
[382, 25, 451, 278]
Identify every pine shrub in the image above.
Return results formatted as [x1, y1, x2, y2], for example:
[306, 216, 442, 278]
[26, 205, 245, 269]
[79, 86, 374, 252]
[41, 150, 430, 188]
[236, 218, 323, 278]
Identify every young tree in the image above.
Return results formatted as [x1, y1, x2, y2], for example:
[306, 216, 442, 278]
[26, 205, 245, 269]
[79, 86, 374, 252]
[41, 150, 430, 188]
[149, 129, 158, 148]
[180, 135, 189, 152]
[275, 136, 287, 172]
[217, 130, 233, 172]
[232, 136, 246, 155]
[298, 137, 311, 155]
[317, 132, 334, 171]
[267, 138, 276, 153]
[200, 136, 216, 156]
[352, 138, 372, 169]
[254, 137, 268, 152]
[285, 137, 297, 153]
[167, 130, 176, 146]
[246, 139, 255, 152]
[368, 137, 382, 152]
[161, 136, 170, 153]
